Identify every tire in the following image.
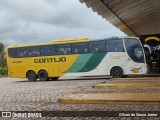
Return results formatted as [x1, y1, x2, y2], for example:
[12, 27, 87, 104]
[111, 67, 124, 78]
[27, 71, 37, 81]
[50, 77, 59, 81]
[38, 70, 48, 81]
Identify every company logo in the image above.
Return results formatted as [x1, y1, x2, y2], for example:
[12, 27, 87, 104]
[1, 112, 42, 118]
[2, 112, 11, 117]
[34, 57, 66, 63]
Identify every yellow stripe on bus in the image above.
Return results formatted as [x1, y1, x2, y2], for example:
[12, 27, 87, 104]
[8, 54, 79, 78]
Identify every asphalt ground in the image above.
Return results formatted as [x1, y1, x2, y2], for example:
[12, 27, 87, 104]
[0, 76, 159, 120]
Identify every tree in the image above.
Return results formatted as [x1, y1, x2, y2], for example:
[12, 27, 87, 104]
[0, 42, 4, 52]
[0, 42, 5, 68]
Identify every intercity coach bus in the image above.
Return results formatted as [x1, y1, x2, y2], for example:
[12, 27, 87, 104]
[6, 37, 147, 81]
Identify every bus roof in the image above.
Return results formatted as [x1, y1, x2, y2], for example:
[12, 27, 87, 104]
[7, 36, 138, 48]
[7, 38, 89, 48]
[52, 38, 89, 44]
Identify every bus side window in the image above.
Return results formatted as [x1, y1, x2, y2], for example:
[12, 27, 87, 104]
[74, 48, 78, 53]
[72, 42, 88, 54]
[41, 45, 56, 56]
[56, 44, 71, 55]
[106, 39, 124, 52]
[27, 46, 40, 57]
[8, 48, 18, 58]
[84, 48, 88, 53]
[116, 40, 124, 52]
[89, 41, 105, 53]
[18, 48, 27, 58]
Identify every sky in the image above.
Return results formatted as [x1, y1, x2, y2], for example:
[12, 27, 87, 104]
[0, 0, 125, 47]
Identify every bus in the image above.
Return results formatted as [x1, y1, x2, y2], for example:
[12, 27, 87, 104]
[6, 37, 147, 81]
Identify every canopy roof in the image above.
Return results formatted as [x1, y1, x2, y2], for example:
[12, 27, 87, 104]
[80, 0, 160, 36]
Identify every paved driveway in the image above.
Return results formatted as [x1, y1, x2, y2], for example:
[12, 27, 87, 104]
[0, 77, 159, 119]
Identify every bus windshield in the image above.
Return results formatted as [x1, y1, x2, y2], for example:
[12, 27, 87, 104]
[124, 38, 144, 63]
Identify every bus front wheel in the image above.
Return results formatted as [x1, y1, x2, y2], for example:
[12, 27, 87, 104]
[27, 71, 37, 81]
[38, 70, 48, 81]
[111, 67, 124, 78]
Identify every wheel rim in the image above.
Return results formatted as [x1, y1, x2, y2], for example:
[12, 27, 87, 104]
[39, 71, 48, 81]
[113, 69, 122, 77]
[29, 74, 34, 80]
[114, 70, 121, 76]
[27, 72, 36, 81]
[40, 72, 46, 79]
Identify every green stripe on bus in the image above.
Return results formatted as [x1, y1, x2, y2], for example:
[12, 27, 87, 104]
[78, 53, 106, 72]
[66, 54, 93, 73]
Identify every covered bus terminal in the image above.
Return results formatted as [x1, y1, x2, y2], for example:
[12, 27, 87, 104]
[79, 0, 160, 73]
[0, 0, 160, 119]
[58, 0, 160, 118]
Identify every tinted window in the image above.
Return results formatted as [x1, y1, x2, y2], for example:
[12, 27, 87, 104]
[18, 48, 27, 57]
[27, 46, 40, 57]
[72, 42, 88, 54]
[124, 38, 144, 63]
[89, 41, 105, 53]
[8, 48, 18, 58]
[106, 39, 124, 52]
[41, 45, 55, 56]
[8, 47, 28, 58]
[56, 44, 71, 55]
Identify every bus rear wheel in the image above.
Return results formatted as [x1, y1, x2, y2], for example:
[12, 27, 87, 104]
[27, 71, 37, 82]
[38, 70, 48, 81]
[111, 67, 124, 78]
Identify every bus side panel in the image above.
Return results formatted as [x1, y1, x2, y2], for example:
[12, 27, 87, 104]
[105, 52, 126, 75]
[20, 54, 79, 78]
[64, 53, 107, 76]
[7, 58, 19, 78]
[55, 54, 79, 77]
[22, 57, 52, 77]
[64, 52, 126, 76]
[82, 52, 126, 76]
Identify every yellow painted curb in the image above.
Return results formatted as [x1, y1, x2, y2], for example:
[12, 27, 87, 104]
[59, 93, 160, 105]
[93, 84, 160, 89]
[112, 78, 160, 82]
[127, 74, 160, 78]
[112, 80, 160, 83]
[112, 77, 160, 80]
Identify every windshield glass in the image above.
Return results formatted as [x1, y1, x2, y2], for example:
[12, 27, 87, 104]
[124, 38, 144, 63]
